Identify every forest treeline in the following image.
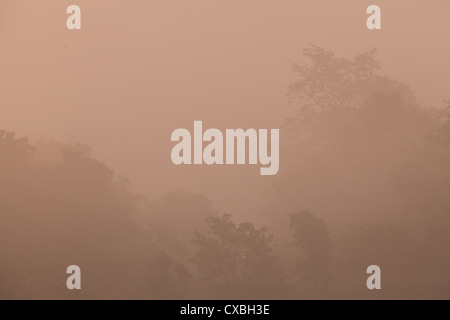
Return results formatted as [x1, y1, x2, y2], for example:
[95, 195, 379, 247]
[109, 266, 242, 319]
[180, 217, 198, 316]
[1, 46, 449, 299]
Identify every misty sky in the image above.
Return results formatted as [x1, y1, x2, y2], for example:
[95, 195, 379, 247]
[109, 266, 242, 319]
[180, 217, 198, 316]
[1, 0, 449, 215]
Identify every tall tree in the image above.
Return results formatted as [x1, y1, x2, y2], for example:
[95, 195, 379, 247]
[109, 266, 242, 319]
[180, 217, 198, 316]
[272, 46, 437, 226]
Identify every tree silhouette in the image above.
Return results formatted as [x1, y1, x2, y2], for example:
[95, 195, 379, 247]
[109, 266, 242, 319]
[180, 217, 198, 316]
[0, 131, 144, 299]
[289, 211, 333, 296]
[192, 213, 290, 299]
[143, 251, 192, 299]
[0, 130, 34, 162]
[273, 45, 437, 227]
[287, 45, 416, 117]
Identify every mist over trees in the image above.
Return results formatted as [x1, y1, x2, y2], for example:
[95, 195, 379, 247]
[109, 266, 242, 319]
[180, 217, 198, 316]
[1, 46, 450, 299]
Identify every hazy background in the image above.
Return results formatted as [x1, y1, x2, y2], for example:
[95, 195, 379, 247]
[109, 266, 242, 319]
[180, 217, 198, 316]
[2, 0, 449, 215]
[1, 1, 450, 299]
